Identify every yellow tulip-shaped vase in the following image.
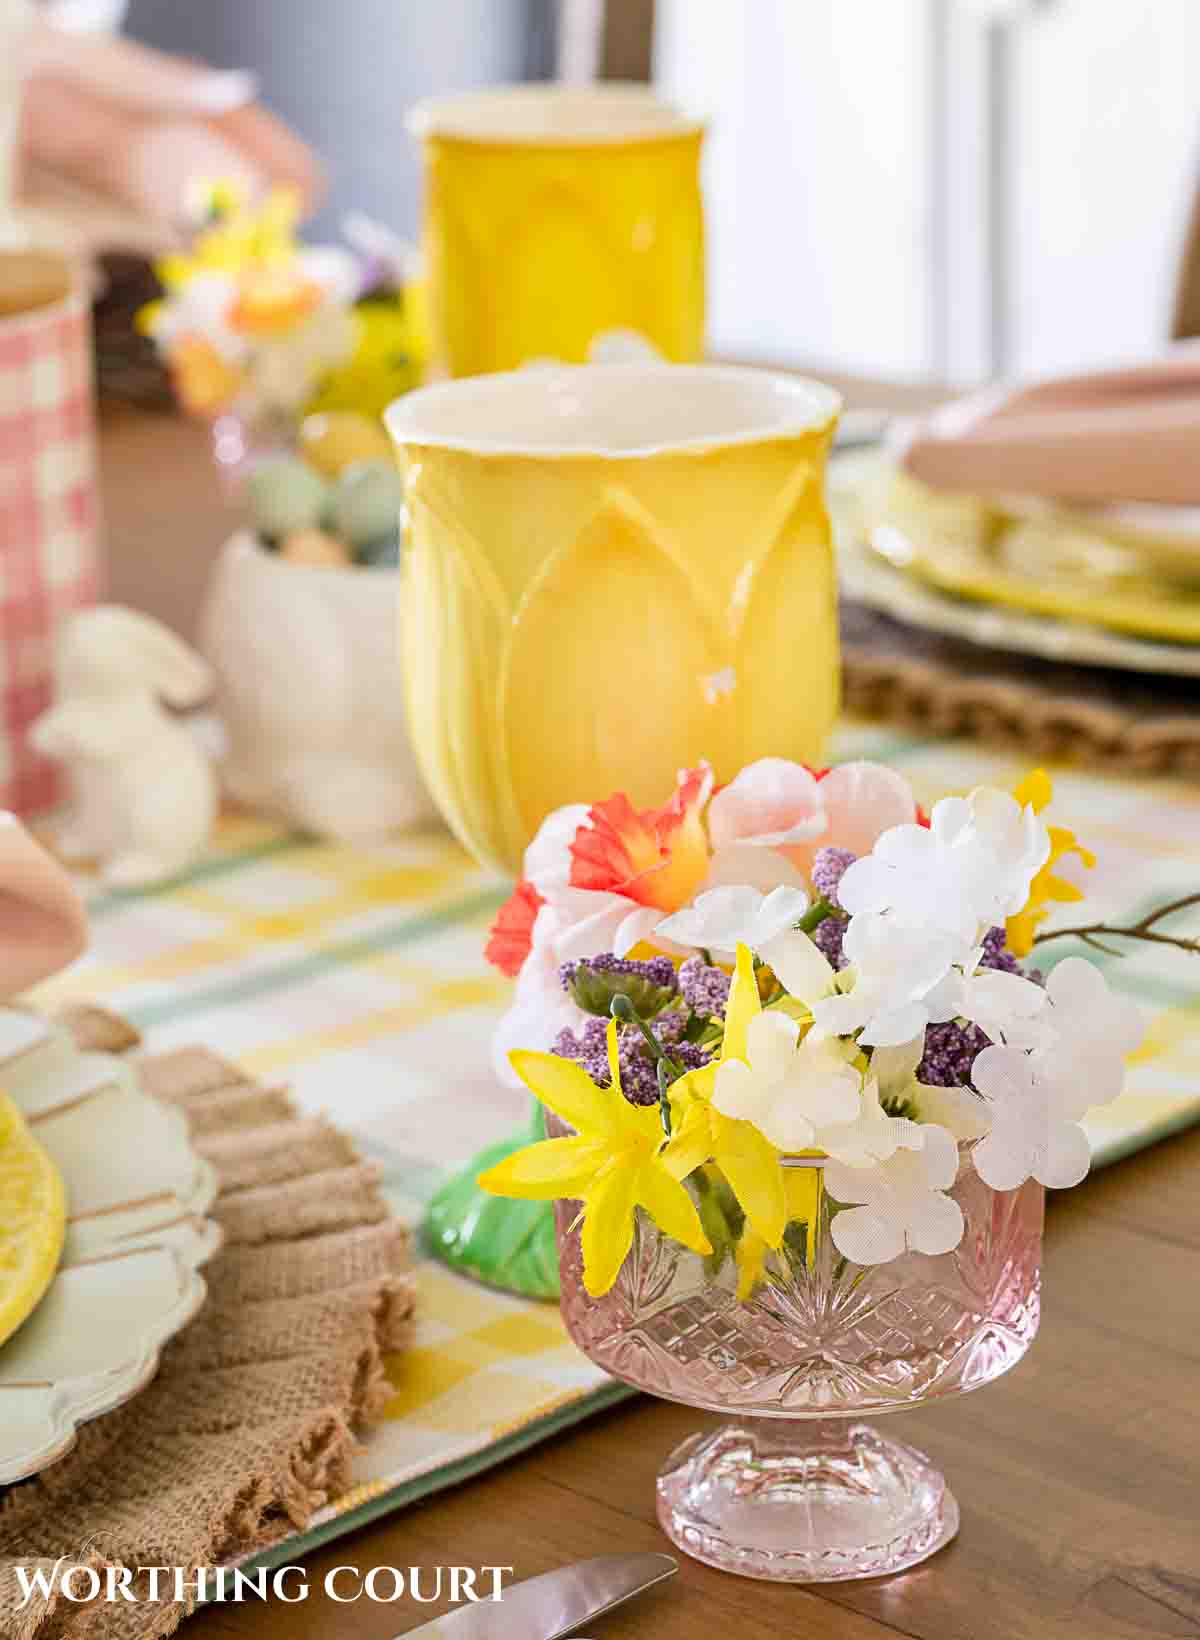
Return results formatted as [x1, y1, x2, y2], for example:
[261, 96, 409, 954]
[409, 83, 705, 376]
[388, 363, 843, 875]
[387, 363, 842, 1296]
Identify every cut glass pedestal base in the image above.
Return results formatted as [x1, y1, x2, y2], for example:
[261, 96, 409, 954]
[656, 1420, 959, 1582]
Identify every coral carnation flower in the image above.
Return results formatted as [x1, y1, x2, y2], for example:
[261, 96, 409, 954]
[485, 878, 545, 977]
[568, 764, 713, 913]
[230, 270, 323, 338]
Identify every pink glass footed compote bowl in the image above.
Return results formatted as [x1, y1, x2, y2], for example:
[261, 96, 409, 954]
[554, 1150, 1043, 1582]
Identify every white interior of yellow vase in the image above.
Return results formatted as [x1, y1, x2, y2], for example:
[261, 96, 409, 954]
[407, 81, 702, 144]
[386, 364, 842, 459]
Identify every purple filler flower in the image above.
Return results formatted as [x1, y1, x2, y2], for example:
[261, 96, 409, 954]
[610, 1039, 660, 1106]
[559, 952, 677, 994]
[678, 957, 731, 1020]
[554, 1008, 714, 1107]
[812, 914, 848, 971]
[979, 924, 1041, 978]
[811, 846, 857, 908]
[554, 1014, 608, 1070]
[918, 1019, 992, 1087]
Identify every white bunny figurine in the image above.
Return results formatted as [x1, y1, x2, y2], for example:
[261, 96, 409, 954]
[32, 606, 217, 885]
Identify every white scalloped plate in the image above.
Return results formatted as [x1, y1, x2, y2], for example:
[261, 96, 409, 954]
[830, 451, 1200, 678]
[0, 1010, 220, 1485]
[839, 529, 1200, 678]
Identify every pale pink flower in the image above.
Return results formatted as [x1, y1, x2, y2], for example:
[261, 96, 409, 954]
[705, 758, 918, 884]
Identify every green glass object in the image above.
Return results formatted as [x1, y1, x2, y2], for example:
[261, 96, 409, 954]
[422, 1098, 560, 1300]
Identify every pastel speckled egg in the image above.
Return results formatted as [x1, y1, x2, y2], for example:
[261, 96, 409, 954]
[325, 460, 405, 549]
[279, 528, 352, 569]
[356, 532, 401, 569]
[245, 456, 329, 539]
[298, 411, 393, 478]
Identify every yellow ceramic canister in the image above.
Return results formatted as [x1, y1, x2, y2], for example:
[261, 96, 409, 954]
[387, 364, 843, 874]
[408, 83, 705, 376]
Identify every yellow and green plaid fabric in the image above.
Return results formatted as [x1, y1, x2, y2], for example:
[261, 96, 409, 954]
[31, 722, 1200, 1552]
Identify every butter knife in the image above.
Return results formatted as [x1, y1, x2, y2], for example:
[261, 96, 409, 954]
[403, 1553, 677, 1638]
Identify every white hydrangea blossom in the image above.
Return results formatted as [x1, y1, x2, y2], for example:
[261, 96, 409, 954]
[657, 885, 810, 959]
[938, 961, 1049, 1050]
[740, 783, 1144, 1264]
[838, 787, 1051, 955]
[1031, 957, 1145, 1112]
[970, 1045, 1092, 1190]
[809, 915, 962, 1048]
[962, 962, 1143, 1192]
[825, 1125, 965, 1264]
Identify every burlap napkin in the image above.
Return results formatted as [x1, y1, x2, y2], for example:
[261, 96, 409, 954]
[0, 1013, 416, 1640]
[842, 602, 1200, 777]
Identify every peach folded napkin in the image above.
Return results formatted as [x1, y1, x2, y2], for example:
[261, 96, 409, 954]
[902, 344, 1200, 507]
[0, 815, 85, 997]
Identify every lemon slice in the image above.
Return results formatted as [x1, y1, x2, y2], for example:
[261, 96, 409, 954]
[0, 1092, 66, 1349]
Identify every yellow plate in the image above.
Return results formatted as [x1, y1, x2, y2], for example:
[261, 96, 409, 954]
[0, 1092, 66, 1349]
[868, 470, 1200, 646]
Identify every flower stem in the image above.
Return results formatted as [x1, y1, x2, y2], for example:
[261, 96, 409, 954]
[610, 994, 682, 1133]
[610, 993, 664, 1057]
[655, 1057, 673, 1137]
[807, 1167, 825, 1265]
[797, 897, 838, 934]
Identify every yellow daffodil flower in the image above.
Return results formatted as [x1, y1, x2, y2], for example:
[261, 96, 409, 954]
[734, 1166, 823, 1301]
[660, 944, 788, 1252]
[478, 1020, 710, 1297]
[134, 300, 162, 339]
[306, 290, 429, 418]
[1007, 769, 1096, 957]
[156, 185, 306, 292]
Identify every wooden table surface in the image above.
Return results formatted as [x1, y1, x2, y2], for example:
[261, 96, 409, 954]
[99, 405, 240, 643]
[98, 402, 1200, 1640]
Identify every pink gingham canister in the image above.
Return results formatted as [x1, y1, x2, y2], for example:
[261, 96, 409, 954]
[0, 285, 102, 814]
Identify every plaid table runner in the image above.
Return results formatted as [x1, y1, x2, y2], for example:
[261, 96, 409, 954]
[29, 722, 1200, 1554]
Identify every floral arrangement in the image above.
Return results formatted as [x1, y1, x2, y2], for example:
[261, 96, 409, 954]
[478, 758, 1152, 1296]
[138, 181, 425, 431]
[139, 182, 423, 572]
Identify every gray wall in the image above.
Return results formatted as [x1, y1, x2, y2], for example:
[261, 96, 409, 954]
[125, 0, 554, 238]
